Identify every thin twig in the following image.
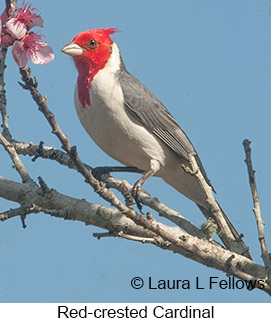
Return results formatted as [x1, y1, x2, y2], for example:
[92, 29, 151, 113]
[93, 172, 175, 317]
[14, 141, 79, 168]
[0, 133, 32, 183]
[93, 231, 157, 243]
[5, 0, 11, 15]
[93, 231, 116, 239]
[0, 48, 12, 141]
[0, 205, 29, 228]
[0, 206, 25, 221]
[0, 0, 14, 140]
[188, 153, 251, 258]
[243, 139, 271, 277]
[118, 231, 158, 243]
[0, 202, 66, 229]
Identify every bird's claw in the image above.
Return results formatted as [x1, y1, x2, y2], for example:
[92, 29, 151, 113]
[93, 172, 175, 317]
[131, 184, 144, 214]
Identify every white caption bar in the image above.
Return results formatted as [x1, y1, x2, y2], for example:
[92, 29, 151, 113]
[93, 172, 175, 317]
[0, 303, 269, 322]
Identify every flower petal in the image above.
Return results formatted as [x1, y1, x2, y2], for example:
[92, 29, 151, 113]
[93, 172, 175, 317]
[17, 2, 44, 29]
[12, 40, 28, 67]
[30, 44, 55, 65]
[6, 18, 27, 39]
[30, 16, 44, 29]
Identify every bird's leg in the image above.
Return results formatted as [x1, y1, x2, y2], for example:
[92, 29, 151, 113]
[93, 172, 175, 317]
[92, 166, 143, 181]
[92, 166, 144, 210]
[131, 169, 156, 213]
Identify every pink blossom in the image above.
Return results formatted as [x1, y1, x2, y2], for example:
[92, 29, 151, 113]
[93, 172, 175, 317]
[5, 2, 44, 39]
[1, 2, 54, 67]
[12, 32, 54, 67]
[16, 1, 44, 29]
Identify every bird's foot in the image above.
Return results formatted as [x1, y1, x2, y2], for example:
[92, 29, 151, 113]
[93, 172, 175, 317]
[92, 166, 111, 181]
[124, 189, 134, 210]
[131, 183, 144, 214]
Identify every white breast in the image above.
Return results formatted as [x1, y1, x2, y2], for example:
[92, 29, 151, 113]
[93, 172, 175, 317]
[74, 43, 166, 171]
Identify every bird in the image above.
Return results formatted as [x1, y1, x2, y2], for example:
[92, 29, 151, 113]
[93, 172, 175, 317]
[61, 28, 248, 255]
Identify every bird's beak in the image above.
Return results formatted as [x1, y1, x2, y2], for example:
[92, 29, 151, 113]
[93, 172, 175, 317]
[61, 41, 84, 57]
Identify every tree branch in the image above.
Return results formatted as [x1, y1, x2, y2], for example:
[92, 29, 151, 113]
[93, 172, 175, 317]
[93, 231, 158, 244]
[5, 0, 11, 15]
[243, 139, 271, 278]
[0, 47, 12, 141]
[0, 133, 33, 183]
[0, 175, 269, 294]
[0, 175, 155, 238]
[11, 140, 231, 246]
[103, 173, 209, 239]
[188, 153, 251, 258]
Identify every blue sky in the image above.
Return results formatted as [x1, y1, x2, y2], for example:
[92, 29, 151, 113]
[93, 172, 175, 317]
[0, 0, 271, 302]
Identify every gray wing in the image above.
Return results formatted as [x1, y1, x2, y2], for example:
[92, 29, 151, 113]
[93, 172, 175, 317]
[118, 66, 195, 161]
[118, 61, 214, 189]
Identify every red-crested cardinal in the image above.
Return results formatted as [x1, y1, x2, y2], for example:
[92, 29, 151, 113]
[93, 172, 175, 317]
[62, 28, 249, 255]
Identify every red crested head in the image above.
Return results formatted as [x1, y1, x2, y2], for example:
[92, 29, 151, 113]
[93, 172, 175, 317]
[62, 28, 119, 107]
[72, 28, 118, 67]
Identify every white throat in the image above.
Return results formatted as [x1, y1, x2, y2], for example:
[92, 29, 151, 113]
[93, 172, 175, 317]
[103, 42, 121, 74]
[92, 43, 121, 87]
[90, 42, 123, 107]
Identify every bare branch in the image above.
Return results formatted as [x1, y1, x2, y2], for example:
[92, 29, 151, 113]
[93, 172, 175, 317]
[93, 231, 116, 239]
[11, 141, 251, 255]
[0, 175, 270, 294]
[13, 140, 213, 241]
[5, 0, 11, 16]
[0, 175, 154, 238]
[188, 153, 251, 258]
[0, 205, 26, 221]
[12, 141, 222, 242]
[0, 48, 12, 141]
[243, 139, 271, 278]
[103, 174, 208, 239]
[93, 231, 158, 244]
[0, 133, 33, 183]
[14, 141, 78, 168]
[0, 202, 56, 228]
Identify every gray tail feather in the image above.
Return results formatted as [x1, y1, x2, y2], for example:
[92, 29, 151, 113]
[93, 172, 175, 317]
[197, 203, 252, 260]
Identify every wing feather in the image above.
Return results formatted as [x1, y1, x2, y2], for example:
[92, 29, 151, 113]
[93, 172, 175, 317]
[117, 60, 214, 190]
[118, 63, 195, 161]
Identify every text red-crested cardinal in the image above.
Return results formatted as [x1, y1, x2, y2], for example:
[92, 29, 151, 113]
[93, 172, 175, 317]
[62, 28, 248, 254]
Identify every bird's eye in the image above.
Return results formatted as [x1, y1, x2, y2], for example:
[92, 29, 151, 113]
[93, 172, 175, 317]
[88, 39, 98, 49]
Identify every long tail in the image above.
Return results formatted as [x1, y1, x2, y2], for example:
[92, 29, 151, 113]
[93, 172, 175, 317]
[197, 203, 252, 260]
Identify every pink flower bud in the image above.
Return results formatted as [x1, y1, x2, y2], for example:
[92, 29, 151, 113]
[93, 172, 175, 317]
[1, 34, 14, 47]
